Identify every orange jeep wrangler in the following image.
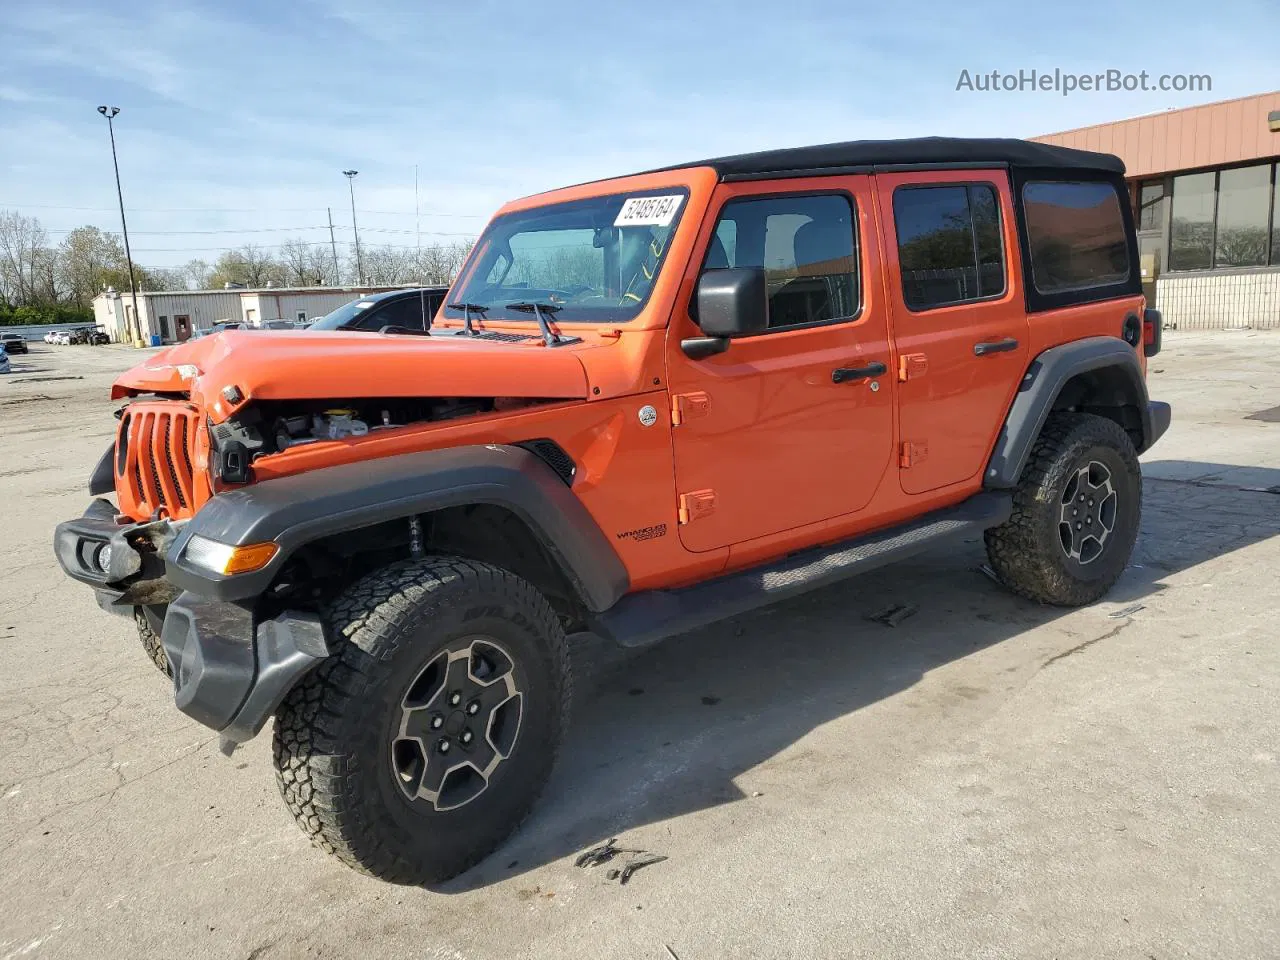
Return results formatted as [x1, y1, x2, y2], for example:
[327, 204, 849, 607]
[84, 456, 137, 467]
[55, 137, 1168, 884]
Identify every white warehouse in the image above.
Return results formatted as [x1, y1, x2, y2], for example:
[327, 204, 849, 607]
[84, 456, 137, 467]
[92, 285, 411, 344]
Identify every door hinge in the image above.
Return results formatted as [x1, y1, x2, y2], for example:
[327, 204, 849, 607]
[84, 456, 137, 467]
[899, 441, 928, 468]
[898, 353, 928, 381]
[677, 489, 717, 524]
[671, 391, 711, 426]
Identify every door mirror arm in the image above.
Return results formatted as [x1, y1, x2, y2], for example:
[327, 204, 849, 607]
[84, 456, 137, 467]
[680, 336, 730, 360]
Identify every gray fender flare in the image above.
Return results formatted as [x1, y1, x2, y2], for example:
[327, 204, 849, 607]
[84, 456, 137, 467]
[165, 444, 629, 610]
[984, 337, 1156, 489]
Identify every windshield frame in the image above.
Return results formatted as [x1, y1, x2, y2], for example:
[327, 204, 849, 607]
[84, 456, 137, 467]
[442, 187, 692, 325]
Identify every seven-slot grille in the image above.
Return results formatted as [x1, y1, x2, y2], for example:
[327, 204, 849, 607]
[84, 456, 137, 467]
[117, 403, 199, 518]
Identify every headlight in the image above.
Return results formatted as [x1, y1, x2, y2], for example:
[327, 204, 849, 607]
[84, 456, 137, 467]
[184, 534, 278, 575]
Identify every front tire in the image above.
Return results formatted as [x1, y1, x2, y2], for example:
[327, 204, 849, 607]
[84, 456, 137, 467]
[985, 412, 1142, 606]
[135, 605, 172, 678]
[272, 557, 571, 885]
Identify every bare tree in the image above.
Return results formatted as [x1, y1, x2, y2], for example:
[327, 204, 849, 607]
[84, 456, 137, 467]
[358, 245, 416, 285]
[209, 244, 286, 288]
[0, 210, 53, 305]
[184, 258, 214, 289]
[279, 238, 334, 287]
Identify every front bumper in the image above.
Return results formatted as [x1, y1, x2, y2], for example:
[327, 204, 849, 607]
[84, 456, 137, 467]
[161, 594, 331, 743]
[54, 501, 332, 744]
[1146, 400, 1171, 449]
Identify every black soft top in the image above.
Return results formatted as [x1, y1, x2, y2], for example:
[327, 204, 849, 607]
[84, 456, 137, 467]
[650, 137, 1125, 180]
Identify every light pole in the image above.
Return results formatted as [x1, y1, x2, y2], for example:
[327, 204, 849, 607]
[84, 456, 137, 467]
[97, 106, 141, 343]
[343, 169, 364, 285]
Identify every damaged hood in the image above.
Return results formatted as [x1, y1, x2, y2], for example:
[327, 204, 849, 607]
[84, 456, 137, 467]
[111, 329, 593, 420]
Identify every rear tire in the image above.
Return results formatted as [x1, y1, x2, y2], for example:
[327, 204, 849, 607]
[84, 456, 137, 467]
[985, 412, 1141, 606]
[272, 556, 570, 885]
[134, 606, 172, 678]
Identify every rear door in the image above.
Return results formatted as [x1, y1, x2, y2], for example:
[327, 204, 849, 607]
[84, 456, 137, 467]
[876, 171, 1029, 495]
[667, 176, 895, 553]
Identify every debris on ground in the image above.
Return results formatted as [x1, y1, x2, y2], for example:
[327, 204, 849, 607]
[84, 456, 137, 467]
[664, 946, 681, 960]
[868, 603, 918, 627]
[1108, 603, 1145, 619]
[976, 564, 1001, 584]
[605, 853, 668, 885]
[574, 838, 667, 885]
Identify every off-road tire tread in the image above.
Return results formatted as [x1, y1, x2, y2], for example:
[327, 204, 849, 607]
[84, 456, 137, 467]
[272, 556, 570, 884]
[135, 609, 173, 678]
[985, 412, 1141, 606]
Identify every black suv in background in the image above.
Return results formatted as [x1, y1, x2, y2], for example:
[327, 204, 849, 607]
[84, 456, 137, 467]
[307, 287, 449, 332]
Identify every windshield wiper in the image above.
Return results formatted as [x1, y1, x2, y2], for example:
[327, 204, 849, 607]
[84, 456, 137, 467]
[446, 302, 488, 336]
[506, 301, 569, 347]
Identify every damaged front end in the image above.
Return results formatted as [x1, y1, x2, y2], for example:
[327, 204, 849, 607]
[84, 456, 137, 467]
[53, 498, 186, 613]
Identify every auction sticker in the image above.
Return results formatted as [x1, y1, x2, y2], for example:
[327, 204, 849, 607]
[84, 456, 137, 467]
[614, 194, 684, 228]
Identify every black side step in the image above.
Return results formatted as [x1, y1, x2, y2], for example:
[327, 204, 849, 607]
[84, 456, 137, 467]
[593, 491, 1012, 648]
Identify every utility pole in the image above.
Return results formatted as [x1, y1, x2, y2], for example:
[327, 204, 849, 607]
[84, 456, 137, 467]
[98, 106, 141, 343]
[326, 207, 341, 283]
[343, 170, 363, 286]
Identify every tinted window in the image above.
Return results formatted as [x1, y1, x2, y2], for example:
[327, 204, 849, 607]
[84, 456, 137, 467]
[1168, 171, 1215, 271]
[893, 184, 1006, 310]
[1214, 164, 1271, 268]
[360, 296, 432, 331]
[707, 194, 858, 329]
[1023, 181, 1130, 293]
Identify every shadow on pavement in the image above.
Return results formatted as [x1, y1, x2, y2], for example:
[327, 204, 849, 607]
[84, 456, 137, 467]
[442, 462, 1280, 892]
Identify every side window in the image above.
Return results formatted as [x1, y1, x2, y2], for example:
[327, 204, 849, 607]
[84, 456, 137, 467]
[1022, 181, 1130, 293]
[893, 184, 1006, 311]
[706, 194, 858, 329]
[363, 297, 429, 331]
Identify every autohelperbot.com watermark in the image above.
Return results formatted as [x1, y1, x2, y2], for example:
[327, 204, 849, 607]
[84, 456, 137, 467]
[956, 68, 1212, 97]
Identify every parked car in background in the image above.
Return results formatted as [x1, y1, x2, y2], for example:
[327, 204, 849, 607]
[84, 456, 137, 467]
[190, 322, 245, 340]
[307, 286, 449, 332]
[1, 332, 29, 354]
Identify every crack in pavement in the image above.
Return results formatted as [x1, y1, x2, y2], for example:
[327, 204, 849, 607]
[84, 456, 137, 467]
[1039, 620, 1133, 671]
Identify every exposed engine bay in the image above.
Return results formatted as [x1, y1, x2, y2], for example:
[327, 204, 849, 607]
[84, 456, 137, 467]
[206, 396, 547, 482]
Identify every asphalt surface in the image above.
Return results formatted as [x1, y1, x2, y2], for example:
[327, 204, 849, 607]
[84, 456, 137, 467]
[1, 333, 1277, 959]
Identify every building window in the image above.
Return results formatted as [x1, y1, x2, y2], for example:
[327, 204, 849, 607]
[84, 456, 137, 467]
[1168, 171, 1216, 271]
[707, 193, 859, 329]
[158, 315, 171, 340]
[893, 184, 1005, 310]
[1022, 181, 1129, 294]
[296, 311, 307, 322]
[1214, 163, 1271, 268]
[1137, 180, 1165, 232]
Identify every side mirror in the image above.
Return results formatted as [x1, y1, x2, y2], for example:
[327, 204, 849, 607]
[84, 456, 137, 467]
[683, 267, 769, 359]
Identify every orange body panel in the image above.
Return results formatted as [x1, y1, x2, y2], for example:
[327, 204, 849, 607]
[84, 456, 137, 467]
[873, 169, 1031, 496]
[106, 158, 1148, 599]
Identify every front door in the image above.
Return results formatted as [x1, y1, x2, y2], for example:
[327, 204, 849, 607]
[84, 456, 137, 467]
[174, 314, 191, 342]
[667, 176, 896, 553]
[875, 171, 1029, 495]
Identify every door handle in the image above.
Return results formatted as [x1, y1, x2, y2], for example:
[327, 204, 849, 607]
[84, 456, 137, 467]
[973, 337, 1019, 356]
[832, 361, 887, 384]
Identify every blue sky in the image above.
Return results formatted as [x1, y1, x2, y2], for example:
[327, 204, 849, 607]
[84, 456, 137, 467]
[1, 0, 1275, 271]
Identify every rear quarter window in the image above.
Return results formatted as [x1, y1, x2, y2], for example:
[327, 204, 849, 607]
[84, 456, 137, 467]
[1022, 181, 1130, 294]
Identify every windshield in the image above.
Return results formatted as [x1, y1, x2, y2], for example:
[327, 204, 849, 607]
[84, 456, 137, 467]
[308, 297, 381, 330]
[443, 189, 689, 323]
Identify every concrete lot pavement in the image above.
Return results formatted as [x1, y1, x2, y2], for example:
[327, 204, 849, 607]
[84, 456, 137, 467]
[1, 334, 1277, 959]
